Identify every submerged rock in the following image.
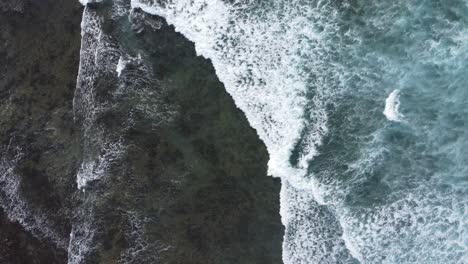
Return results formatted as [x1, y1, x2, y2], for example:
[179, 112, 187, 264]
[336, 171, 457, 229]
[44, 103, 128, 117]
[0, 0, 83, 262]
[0, 1, 283, 263]
[0, 0, 26, 13]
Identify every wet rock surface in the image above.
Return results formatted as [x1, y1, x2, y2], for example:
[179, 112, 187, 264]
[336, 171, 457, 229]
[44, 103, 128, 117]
[0, 0, 26, 13]
[0, 208, 66, 264]
[0, 1, 283, 263]
[0, 0, 83, 263]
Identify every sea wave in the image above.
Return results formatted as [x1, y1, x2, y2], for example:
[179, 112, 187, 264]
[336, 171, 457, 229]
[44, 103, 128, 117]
[383, 89, 403, 122]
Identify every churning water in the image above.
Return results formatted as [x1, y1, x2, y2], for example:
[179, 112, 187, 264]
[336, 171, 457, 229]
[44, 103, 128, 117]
[78, 0, 468, 263]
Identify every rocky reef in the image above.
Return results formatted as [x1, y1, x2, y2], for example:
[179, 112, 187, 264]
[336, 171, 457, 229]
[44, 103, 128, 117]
[0, 0, 283, 263]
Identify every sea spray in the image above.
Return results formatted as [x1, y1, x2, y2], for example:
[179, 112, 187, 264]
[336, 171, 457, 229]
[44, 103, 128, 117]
[383, 89, 403, 122]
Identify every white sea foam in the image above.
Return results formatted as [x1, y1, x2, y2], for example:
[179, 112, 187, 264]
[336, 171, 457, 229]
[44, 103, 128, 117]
[280, 180, 357, 263]
[78, 0, 102, 6]
[338, 189, 468, 263]
[383, 89, 403, 122]
[67, 209, 98, 264]
[76, 140, 124, 190]
[129, 0, 347, 198]
[0, 148, 67, 249]
[70, 6, 128, 263]
[131, 0, 316, 182]
[75, 6, 125, 190]
[118, 212, 171, 264]
[116, 56, 127, 77]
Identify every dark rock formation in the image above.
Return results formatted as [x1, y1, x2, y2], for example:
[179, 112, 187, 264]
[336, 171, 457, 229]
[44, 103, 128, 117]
[0, 0, 26, 13]
[0, 0, 83, 263]
[0, 208, 66, 264]
[0, 1, 283, 263]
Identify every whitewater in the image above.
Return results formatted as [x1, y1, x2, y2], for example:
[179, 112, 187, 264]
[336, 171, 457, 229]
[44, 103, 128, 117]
[75, 0, 468, 263]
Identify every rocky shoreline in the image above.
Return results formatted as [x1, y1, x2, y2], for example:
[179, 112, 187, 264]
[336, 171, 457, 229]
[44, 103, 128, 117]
[0, 0, 283, 263]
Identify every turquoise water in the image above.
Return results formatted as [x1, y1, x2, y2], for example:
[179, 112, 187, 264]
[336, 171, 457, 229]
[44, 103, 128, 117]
[298, 1, 468, 263]
[132, 0, 467, 263]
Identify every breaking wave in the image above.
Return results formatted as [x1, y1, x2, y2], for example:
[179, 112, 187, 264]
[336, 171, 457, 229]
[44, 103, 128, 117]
[383, 89, 403, 122]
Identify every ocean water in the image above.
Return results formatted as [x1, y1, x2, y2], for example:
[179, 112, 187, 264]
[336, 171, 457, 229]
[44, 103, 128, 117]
[129, 0, 468, 263]
[77, 0, 467, 263]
